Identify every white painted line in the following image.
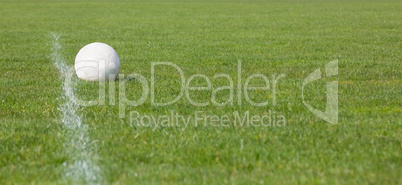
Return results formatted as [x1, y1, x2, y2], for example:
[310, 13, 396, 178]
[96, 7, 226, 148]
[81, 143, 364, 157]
[51, 33, 102, 184]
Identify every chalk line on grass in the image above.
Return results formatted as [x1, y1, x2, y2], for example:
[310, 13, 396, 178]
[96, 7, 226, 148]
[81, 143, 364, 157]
[51, 33, 101, 184]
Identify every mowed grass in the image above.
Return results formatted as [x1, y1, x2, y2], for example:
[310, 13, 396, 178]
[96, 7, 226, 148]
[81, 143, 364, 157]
[0, 0, 401, 184]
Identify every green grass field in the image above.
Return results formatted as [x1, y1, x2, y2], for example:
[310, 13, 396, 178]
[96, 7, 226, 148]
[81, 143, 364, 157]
[0, 0, 401, 184]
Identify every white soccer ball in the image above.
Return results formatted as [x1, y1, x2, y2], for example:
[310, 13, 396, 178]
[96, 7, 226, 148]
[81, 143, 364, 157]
[74, 42, 120, 81]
